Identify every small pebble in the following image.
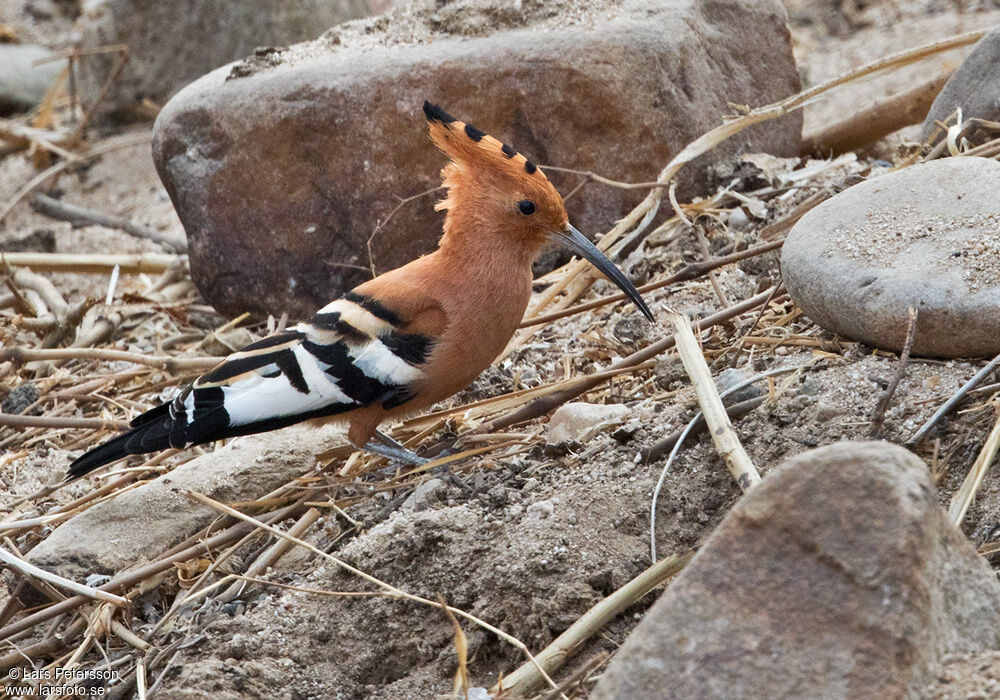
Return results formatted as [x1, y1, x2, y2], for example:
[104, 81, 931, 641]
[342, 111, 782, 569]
[1, 382, 39, 415]
[526, 500, 555, 519]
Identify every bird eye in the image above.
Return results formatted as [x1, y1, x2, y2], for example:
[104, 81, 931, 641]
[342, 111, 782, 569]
[517, 200, 536, 216]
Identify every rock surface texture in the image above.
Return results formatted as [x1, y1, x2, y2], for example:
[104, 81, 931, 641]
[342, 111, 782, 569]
[593, 441, 1000, 700]
[0, 44, 64, 115]
[922, 26, 1000, 140]
[152, 0, 802, 317]
[781, 157, 1000, 358]
[23, 424, 340, 590]
[76, 0, 399, 117]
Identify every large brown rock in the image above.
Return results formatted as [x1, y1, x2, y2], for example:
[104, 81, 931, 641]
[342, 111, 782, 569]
[593, 441, 1000, 700]
[152, 0, 802, 318]
[76, 0, 400, 118]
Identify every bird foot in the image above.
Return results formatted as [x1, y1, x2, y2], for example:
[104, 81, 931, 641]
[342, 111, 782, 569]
[362, 440, 429, 466]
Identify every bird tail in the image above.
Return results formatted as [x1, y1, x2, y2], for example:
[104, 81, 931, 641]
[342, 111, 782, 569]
[66, 406, 173, 480]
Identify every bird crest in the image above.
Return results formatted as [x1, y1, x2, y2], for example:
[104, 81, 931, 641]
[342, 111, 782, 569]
[422, 101, 556, 217]
[422, 101, 545, 177]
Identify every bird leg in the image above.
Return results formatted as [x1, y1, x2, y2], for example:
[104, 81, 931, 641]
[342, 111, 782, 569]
[373, 429, 408, 451]
[362, 439, 429, 466]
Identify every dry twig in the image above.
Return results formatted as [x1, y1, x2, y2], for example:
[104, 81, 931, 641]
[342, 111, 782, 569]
[0, 547, 127, 606]
[869, 307, 918, 438]
[1, 252, 177, 276]
[0, 346, 218, 373]
[907, 352, 1000, 445]
[668, 312, 760, 490]
[31, 194, 187, 254]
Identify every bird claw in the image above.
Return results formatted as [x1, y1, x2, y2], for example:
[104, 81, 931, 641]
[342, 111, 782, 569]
[362, 440, 429, 466]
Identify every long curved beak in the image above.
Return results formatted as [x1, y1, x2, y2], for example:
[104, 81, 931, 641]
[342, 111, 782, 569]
[550, 224, 654, 322]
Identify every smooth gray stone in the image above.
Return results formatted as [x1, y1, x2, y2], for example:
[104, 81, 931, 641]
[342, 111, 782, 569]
[781, 157, 1000, 358]
[0, 44, 64, 115]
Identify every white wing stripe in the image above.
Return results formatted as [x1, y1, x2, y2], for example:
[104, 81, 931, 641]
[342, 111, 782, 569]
[349, 338, 425, 386]
[315, 299, 392, 336]
[183, 346, 357, 427]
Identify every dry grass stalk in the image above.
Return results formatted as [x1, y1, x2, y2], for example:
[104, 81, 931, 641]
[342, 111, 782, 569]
[495, 549, 694, 697]
[136, 657, 148, 700]
[0, 546, 127, 606]
[436, 594, 470, 699]
[948, 404, 1000, 527]
[0, 346, 218, 372]
[668, 312, 760, 490]
[0, 414, 128, 430]
[185, 491, 567, 698]
[0, 252, 177, 274]
[907, 352, 1000, 445]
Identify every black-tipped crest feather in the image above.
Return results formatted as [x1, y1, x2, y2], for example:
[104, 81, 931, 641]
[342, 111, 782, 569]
[423, 101, 456, 125]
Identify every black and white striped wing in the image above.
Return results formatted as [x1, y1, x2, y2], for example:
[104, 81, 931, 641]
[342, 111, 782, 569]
[164, 293, 434, 448]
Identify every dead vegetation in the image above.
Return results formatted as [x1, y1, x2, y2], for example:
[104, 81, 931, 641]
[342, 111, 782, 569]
[1, 17, 1000, 700]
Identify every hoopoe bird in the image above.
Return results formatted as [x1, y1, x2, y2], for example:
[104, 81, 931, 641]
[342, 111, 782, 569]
[67, 102, 653, 478]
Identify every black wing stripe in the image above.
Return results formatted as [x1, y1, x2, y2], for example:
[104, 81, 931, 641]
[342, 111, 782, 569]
[200, 354, 277, 386]
[274, 349, 309, 394]
[175, 386, 229, 447]
[238, 330, 305, 353]
[380, 333, 434, 365]
[343, 292, 403, 327]
[310, 312, 369, 345]
[301, 340, 397, 404]
[204, 401, 358, 441]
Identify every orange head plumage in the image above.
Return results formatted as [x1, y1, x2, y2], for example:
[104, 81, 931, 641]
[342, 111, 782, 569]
[422, 101, 653, 322]
[423, 101, 568, 256]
